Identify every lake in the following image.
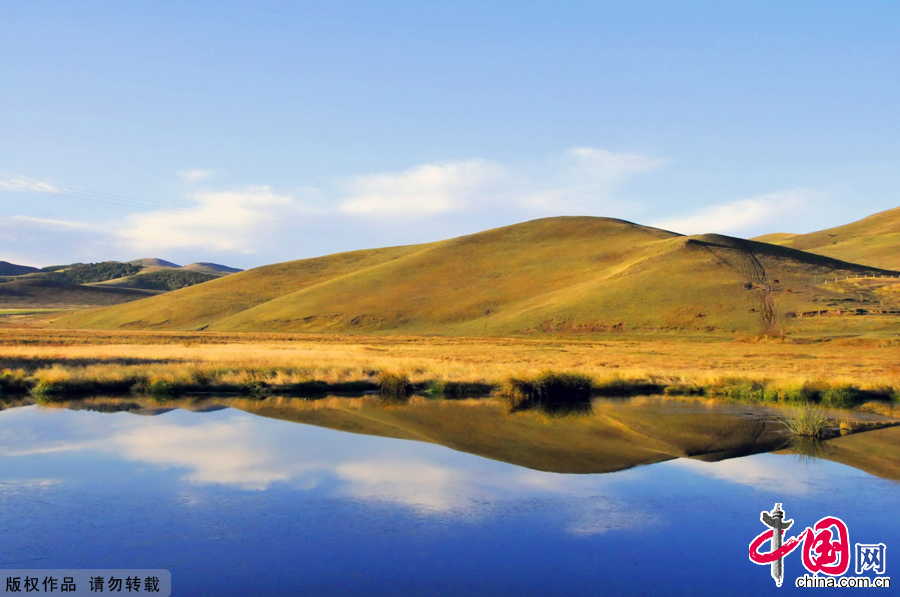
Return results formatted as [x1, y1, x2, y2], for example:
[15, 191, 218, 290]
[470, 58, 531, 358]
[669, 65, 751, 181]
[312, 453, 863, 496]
[1, 397, 897, 595]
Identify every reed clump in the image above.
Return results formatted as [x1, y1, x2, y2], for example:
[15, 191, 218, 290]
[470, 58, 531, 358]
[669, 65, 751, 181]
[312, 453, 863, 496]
[784, 405, 831, 439]
[500, 371, 593, 413]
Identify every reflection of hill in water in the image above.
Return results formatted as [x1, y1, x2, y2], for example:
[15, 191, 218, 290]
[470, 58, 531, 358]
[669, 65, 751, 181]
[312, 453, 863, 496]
[24, 396, 900, 481]
[233, 397, 791, 474]
[789, 425, 900, 481]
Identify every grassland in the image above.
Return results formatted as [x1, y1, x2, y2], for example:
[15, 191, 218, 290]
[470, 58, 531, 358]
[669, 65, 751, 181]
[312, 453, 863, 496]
[1, 328, 898, 414]
[53, 217, 900, 337]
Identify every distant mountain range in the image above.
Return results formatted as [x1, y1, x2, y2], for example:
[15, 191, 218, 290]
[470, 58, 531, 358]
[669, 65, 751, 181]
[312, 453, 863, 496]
[0, 261, 39, 276]
[127, 258, 243, 275]
[0, 258, 242, 310]
[55, 207, 900, 336]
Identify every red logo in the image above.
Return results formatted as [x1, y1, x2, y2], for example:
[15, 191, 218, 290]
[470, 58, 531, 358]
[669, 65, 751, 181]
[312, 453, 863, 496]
[749, 503, 850, 586]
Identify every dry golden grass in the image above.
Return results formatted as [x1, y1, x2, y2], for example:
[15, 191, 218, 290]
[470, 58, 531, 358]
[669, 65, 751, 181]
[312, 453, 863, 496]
[1, 328, 898, 401]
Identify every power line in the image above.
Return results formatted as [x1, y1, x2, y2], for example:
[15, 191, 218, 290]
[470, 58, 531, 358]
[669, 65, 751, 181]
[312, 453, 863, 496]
[0, 176, 377, 242]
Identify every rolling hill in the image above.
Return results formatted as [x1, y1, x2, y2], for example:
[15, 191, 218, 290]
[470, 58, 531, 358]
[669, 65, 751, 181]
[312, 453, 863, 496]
[182, 262, 243, 275]
[754, 205, 900, 269]
[57, 216, 900, 336]
[129, 258, 182, 268]
[128, 258, 243, 275]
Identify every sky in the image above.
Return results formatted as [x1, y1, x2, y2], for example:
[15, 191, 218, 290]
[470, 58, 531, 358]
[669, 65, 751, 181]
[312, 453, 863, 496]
[1, 0, 898, 269]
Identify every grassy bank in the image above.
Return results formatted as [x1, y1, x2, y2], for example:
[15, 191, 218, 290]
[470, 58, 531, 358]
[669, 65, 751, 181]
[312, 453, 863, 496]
[1, 360, 896, 412]
[0, 329, 898, 410]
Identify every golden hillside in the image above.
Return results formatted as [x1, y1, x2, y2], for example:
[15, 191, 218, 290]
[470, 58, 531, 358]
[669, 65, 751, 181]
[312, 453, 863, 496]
[754, 206, 900, 269]
[57, 217, 900, 336]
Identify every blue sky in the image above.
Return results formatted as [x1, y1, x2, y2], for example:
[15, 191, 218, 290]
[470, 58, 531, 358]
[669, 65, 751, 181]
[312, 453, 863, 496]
[1, 0, 898, 269]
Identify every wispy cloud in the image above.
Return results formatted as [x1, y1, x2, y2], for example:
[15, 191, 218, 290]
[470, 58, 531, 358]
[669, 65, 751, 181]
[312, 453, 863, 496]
[650, 189, 818, 236]
[0, 176, 61, 193]
[339, 147, 664, 219]
[178, 168, 214, 182]
[339, 159, 507, 217]
[3, 147, 666, 258]
[119, 185, 317, 253]
[517, 147, 665, 212]
[566, 147, 665, 183]
[0, 215, 101, 232]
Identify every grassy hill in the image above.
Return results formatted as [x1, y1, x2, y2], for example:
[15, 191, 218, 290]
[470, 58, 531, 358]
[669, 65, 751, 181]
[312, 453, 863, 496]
[57, 216, 900, 336]
[754, 206, 900, 269]
[129, 257, 181, 268]
[182, 262, 243, 275]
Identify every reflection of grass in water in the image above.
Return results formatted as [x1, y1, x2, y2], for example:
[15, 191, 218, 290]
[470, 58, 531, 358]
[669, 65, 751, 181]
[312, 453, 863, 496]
[787, 435, 832, 464]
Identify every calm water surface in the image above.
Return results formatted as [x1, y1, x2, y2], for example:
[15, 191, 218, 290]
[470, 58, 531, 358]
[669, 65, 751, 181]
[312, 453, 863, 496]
[1, 401, 897, 596]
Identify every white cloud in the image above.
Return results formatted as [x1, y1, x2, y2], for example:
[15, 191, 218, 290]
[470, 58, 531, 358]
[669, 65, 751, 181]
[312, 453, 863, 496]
[119, 185, 317, 253]
[178, 168, 214, 182]
[650, 189, 817, 236]
[338, 148, 663, 219]
[3, 147, 665, 259]
[516, 147, 665, 213]
[0, 215, 100, 232]
[566, 147, 665, 183]
[339, 159, 506, 217]
[0, 176, 61, 193]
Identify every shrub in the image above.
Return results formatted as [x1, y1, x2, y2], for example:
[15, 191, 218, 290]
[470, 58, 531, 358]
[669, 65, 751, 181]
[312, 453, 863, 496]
[500, 371, 593, 413]
[378, 372, 411, 399]
[149, 379, 182, 397]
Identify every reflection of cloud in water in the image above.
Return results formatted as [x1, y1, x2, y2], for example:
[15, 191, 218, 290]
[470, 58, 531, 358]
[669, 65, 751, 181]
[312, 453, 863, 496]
[567, 503, 662, 536]
[113, 419, 301, 491]
[511, 470, 659, 535]
[667, 455, 817, 495]
[0, 478, 63, 492]
[2, 407, 655, 530]
[336, 460, 471, 513]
